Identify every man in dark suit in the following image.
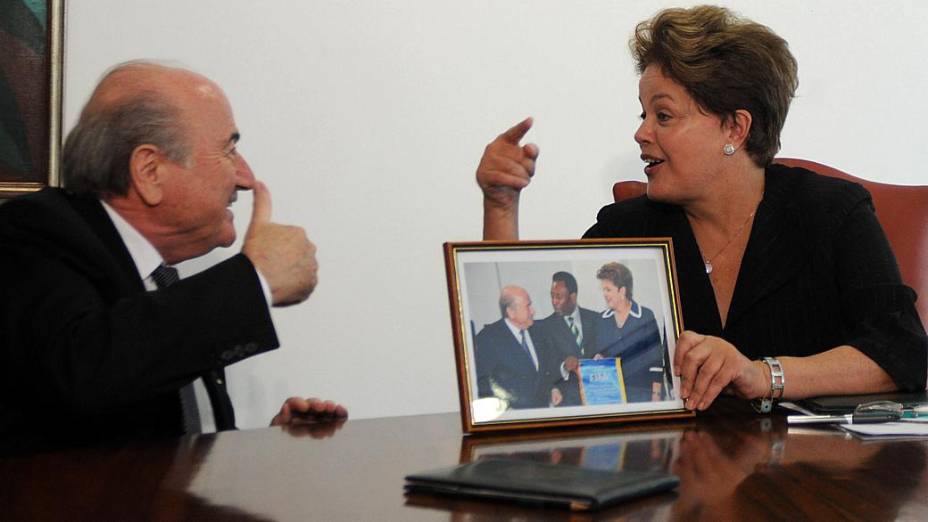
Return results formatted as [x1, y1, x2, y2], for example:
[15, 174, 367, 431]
[538, 271, 600, 406]
[474, 285, 562, 409]
[0, 62, 344, 454]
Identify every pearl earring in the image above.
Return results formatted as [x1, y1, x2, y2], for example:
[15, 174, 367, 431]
[723, 144, 736, 156]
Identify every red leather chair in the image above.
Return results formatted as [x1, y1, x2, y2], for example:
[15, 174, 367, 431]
[612, 158, 928, 325]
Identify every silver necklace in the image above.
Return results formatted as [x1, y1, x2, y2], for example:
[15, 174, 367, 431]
[702, 204, 760, 275]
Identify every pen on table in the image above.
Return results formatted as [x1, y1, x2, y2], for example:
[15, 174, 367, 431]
[787, 410, 902, 425]
[901, 405, 928, 420]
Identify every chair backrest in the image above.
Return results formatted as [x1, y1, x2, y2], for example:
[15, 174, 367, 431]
[612, 179, 647, 203]
[612, 158, 928, 325]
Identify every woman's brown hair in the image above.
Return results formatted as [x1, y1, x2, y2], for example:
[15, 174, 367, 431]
[631, 5, 798, 166]
[597, 262, 634, 301]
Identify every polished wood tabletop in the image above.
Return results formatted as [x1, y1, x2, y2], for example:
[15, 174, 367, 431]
[3, 398, 928, 521]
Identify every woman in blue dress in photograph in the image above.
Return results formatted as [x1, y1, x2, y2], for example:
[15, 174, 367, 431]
[594, 262, 665, 402]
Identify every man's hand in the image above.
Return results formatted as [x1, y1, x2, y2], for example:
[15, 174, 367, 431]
[477, 118, 539, 240]
[563, 356, 579, 375]
[550, 388, 563, 407]
[282, 417, 347, 439]
[270, 396, 348, 426]
[674, 331, 768, 410]
[243, 181, 318, 306]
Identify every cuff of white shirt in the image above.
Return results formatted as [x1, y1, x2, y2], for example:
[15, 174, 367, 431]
[560, 362, 570, 381]
[253, 266, 273, 307]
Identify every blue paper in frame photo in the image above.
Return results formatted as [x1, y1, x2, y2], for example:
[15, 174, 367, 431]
[579, 358, 627, 406]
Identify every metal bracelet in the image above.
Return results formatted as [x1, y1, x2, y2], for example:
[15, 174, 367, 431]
[764, 356, 785, 400]
[752, 357, 785, 414]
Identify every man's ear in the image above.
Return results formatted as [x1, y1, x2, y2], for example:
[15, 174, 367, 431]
[128, 144, 164, 206]
[726, 109, 753, 150]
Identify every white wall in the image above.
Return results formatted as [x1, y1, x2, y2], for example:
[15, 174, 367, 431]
[64, 0, 928, 427]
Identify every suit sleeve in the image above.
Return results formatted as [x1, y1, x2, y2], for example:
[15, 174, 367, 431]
[834, 197, 927, 390]
[474, 329, 494, 398]
[1, 248, 278, 412]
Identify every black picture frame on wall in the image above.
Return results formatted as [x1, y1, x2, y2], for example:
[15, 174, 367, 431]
[0, 0, 64, 198]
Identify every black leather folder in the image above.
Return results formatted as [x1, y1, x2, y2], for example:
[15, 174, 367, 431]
[404, 459, 679, 511]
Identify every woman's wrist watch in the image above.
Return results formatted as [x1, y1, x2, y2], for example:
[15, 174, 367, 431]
[751, 357, 785, 413]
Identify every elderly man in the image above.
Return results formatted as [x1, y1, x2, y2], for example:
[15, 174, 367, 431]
[0, 62, 344, 454]
[474, 285, 562, 409]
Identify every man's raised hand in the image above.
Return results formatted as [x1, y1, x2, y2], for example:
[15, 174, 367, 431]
[243, 181, 318, 306]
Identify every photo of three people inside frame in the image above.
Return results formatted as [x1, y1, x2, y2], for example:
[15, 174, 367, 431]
[472, 262, 674, 411]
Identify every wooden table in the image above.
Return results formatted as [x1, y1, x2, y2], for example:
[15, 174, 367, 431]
[3, 398, 928, 520]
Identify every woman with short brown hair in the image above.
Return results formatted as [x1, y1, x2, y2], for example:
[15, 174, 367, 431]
[475, 5, 926, 412]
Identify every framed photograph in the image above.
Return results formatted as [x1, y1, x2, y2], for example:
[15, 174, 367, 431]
[0, 0, 64, 198]
[444, 239, 692, 433]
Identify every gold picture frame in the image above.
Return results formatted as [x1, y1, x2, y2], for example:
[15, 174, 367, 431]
[444, 239, 692, 433]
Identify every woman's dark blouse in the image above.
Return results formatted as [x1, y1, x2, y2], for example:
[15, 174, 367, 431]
[583, 164, 927, 390]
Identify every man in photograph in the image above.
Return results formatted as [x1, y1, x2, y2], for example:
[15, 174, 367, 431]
[538, 271, 600, 406]
[474, 285, 562, 409]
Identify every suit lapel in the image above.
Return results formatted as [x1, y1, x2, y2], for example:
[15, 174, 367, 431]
[726, 169, 809, 330]
[500, 322, 540, 373]
[547, 314, 572, 344]
[67, 192, 145, 295]
[71, 191, 238, 430]
[579, 308, 599, 356]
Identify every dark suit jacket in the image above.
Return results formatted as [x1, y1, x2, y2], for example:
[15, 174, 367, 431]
[474, 319, 560, 409]
[537, 308, 599, 406]
[0, 188, 279, 454]
[539, 308, 599, 359]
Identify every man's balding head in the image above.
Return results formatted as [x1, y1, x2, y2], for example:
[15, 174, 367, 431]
[62, 61, 222, 197]
[499, 285, 535, 330]
[62, 61, 255, 265]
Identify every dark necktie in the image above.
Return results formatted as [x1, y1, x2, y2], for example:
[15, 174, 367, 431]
[151, 263, 180, 288]
[567, 315, 582, 349]
[520, 330, 537, 370]
[151, 264, 201, 434]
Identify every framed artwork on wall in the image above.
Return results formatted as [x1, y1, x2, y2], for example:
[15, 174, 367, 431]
[444, 239, 692, 434]
[0, 0, 64, 198]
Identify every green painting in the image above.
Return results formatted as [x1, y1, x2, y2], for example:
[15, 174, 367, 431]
[0, 0, 62, 197]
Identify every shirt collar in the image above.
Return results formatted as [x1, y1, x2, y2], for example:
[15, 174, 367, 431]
[602, 300, 642, 319]
[101, 200, 165, 283]
[565, 307, 581, 324]
[504, 318, 528, 340]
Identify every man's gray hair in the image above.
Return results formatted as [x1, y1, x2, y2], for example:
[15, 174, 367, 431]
[499, 292, 516, 319]
[62, 92, 190, 197]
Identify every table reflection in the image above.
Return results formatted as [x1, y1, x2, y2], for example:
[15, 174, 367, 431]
[673, 421, 928, 520]
[463, 427, 679, 475]
[6, 409, 928, 520]
[452, 414, 928, 520]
